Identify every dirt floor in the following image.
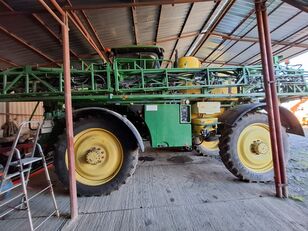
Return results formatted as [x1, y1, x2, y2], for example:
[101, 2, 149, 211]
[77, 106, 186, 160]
[0, 128, 307, 230]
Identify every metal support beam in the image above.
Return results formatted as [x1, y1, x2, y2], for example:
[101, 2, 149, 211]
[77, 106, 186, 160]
[281, 0, 308, 12]
[32, 14, 81, 60]
[211, 32, 308, 49]
[146, 30, 308, 49]
[67, 12, 108, 62]
[203, 8, 256, 65]
[63, 0, 213, 10]
[283, 47, 308, 61]
[1, 0, 61, 66]
[0, 0, 80, 61]
[131, 0, 139, 45]
[261, 1, 288, 198]
[80, 10, 109, 61]
[201, 59, 239, 66]
[38, 0, 78, 219]
[186, 0, 235, 56]
[38, 0, 66, 27]
[236, 10, 304, 65]
[255, 0, 288, 198]
[61, 12, 78, 219]
[0, 25, 60, 66]
[0, 57, 18, 67]
[209, 1, 283, 67]
[65, 0, 109, 62]
[155, 5, 162, 45]
[249, 28, 308, 65]
[168, 3, 194, 66]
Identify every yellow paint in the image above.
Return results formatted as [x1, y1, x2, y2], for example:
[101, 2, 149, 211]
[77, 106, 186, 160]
[178, 56, 201, 94]
[178, 56, 201, 68]
[200, 140, 219, 151]
[192, 117, 219, 152]
[65, 128, 123, 186]
[237, 123, 273, 173]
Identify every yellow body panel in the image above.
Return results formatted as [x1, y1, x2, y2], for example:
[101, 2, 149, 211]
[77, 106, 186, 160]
[192, 102, 221, 114]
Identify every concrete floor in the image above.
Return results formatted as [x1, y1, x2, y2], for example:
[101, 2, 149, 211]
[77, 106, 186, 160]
[0, 129, 308, 231]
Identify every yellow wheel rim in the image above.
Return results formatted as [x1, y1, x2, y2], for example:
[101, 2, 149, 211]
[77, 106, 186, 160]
[65, 128, 123, 186]
[237, 123, 273, 173]
[200, 140, 219, 151]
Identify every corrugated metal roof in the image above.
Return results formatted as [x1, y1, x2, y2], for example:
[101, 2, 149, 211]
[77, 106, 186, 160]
[0, 0, 307, 70]
[84, 8, 135, 47]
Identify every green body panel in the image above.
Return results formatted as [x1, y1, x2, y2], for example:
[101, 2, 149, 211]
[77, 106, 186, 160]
[144, 104, 192, 148]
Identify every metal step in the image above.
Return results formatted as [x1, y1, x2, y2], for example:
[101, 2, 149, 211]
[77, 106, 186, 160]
[5, 167, 31, 179]
[10, 157, 42, 167]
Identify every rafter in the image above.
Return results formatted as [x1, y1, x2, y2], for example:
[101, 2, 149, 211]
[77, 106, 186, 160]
[146, 29, 308, 48]
[0, 25, 59, 66]
[201, 59, 239, 66]
[208, 1, 284, 67]
[63, 0, 213, 10]
[281, 0, 308, 13]
[168, 3, 194, 66]
[68, 12, 109, 62]
[283, 47, 308, 62]
[32, 14, 81, 60]
[64, 0, 109, 62]
[155, 5, 162, 45]
[0, 0, 80, 61]
[186, 0, 236, 57]
[131, 0, 139, 45]
[244, 25, 308, 65]
[203, 8, 255, 65]
[0, 57, 18, 67]
[211, 32, 308, 49]
[225, 8, 303, 66]
[250, 33, 308, 65]
[80, 10, 109, 59]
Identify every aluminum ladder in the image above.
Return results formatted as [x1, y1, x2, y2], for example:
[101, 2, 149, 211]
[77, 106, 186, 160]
[0, 121, 59, 231]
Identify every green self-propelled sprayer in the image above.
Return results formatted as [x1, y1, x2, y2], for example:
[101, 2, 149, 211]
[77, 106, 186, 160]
[0, 46, 307, 196]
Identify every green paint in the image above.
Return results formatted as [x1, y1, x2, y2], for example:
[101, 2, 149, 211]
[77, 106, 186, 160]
[289, 195, 305, 202]
[0, 58, 307, 102]
[145, 104, 192, 148]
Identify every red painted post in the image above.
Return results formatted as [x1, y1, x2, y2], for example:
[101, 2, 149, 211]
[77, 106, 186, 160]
[260, 1, 288, 198]
[62, 12, 78, 218]
[255, 0, 282, 198]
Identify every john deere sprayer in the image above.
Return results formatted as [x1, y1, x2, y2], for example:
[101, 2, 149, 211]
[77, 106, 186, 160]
[0, 46, 307, 196]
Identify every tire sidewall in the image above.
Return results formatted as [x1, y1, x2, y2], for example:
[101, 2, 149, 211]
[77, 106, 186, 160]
[227, 113, 289, 181]
[54, 118, 137, 196]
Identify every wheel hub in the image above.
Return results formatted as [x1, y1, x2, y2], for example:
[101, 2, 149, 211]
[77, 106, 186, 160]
[86, 147, 105, 165]
[251, 140, 269, 155]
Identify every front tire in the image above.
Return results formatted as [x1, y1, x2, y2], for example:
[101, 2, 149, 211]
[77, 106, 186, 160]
[219, 113, 289, 182]
[54, 116, 138, 196]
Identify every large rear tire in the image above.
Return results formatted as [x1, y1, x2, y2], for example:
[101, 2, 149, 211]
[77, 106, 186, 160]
[54, 116, 139, 196]
[219, 113, 289, 182]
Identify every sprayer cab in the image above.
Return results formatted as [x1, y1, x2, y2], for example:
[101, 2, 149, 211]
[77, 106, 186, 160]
[110, 45, 165, 69]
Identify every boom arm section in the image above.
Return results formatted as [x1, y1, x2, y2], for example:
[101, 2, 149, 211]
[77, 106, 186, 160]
[0, 58, 307, 103]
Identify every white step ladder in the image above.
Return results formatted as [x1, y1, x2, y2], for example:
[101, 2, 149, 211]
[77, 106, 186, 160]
[0, 121, 59, 231]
